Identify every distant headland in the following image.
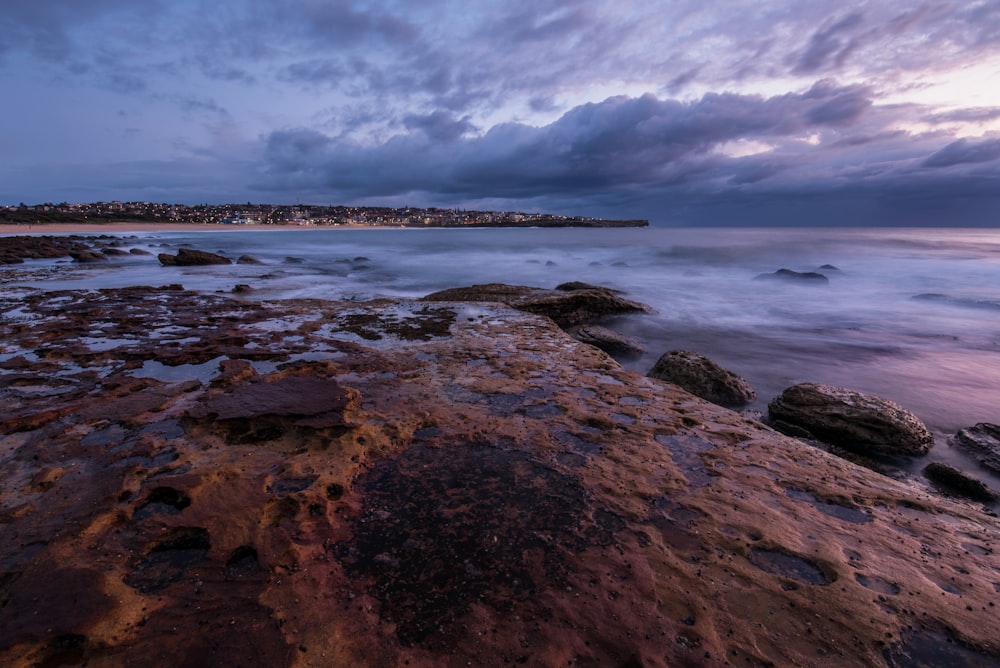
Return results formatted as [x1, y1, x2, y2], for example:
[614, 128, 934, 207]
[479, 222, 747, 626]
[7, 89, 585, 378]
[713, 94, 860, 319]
[0, 201, 647, 228]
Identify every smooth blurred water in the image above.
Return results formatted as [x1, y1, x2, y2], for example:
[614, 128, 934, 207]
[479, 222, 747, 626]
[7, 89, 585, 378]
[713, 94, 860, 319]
[5, 226, 1000, 450]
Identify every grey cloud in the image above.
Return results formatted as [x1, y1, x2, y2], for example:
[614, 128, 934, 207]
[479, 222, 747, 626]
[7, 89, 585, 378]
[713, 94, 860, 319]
[927, 107, 1000, 125]
[804, 81, 872, 125]
[923, 138, 1000, 168]
[403, 111, 475, 142]
[178, 97, 230, 119]
[794, 12, 866, 74]
[106, 72, 147, 94]
[266, 0, 422, 47]
[280, 59, 346, 86]
[264, 129, 335, 173]
[666, 67, 702, 93]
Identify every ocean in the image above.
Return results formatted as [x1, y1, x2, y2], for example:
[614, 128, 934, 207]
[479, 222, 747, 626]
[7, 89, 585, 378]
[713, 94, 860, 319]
[4, 225, 1000, 485]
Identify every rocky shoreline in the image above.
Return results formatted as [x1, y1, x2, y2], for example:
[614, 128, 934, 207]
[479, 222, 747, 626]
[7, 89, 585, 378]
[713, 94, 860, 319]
[2, 235, 999, 666]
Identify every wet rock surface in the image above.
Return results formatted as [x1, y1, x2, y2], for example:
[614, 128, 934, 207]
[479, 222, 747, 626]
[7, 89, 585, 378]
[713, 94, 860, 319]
[158, 247, 232, 266]
[421, 281, 652, 327]
[924, 462, 998, 502]
[1, 280, 999, 667]
[647, 349, 756, 407]
[0, 234, 141, 265]
[754, 268, 830, 283]
[953, 423, 1000, 474]
[566, 323, 644, 358]
[769, 382, 935, 456]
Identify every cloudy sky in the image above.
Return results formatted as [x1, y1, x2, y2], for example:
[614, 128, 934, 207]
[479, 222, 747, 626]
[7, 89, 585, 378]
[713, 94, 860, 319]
[3, 1, 1000, 225]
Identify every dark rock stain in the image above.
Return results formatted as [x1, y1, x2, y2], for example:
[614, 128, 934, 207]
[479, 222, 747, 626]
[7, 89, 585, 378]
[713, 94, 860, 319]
[334, 443, 601, 646]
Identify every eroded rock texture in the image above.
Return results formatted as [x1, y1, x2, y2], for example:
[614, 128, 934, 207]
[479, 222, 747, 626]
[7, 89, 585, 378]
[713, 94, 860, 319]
[1, 286, 998, 667]
[647, 349, 756, 407]
[769, 383, 935, 456]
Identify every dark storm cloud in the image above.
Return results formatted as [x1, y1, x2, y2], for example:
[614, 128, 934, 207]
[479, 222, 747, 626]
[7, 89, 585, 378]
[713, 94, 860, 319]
[923, 138, 1000, 168]
[255, 76, 1000, 226]
[261, 83, 881, 200]
[403, 111, 475, 143]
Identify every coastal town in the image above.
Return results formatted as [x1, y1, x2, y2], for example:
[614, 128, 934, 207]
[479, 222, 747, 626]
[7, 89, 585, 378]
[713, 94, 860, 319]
[0, 201, 647, 228]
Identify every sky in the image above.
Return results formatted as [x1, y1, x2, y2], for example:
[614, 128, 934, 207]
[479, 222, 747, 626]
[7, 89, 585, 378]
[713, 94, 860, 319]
[2, 0, 1000, 226]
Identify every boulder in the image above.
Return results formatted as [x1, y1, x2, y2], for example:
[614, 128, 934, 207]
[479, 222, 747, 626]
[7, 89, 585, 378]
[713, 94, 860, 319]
[421, 282, 651, 328]
[158, 248, 232, 266]
[237, 254, 264, 265]
[754, 268, 829, 283]
[952, 423, 1000, 474]
[129, 248, 152, 256]
[647, 350, 756, 407]
[566, 324, 644, 358]
[69, 249, 109, 263]
[514, 288, 651, 327]
[768, 383, 933, 456]
[923, 462, 997, 502]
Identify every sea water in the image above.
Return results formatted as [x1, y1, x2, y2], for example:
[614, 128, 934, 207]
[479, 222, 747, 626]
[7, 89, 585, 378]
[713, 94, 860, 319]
[4, 226, 1000, 483]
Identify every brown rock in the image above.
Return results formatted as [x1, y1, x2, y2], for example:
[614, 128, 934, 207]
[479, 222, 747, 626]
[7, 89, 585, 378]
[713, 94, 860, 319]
[188, 365, 359, 428]
[100, 247, 130, 256]
[566, 324, 644, 358]
[952, 423, 1000, 474]
[768, 383, 934, 456]
[923, 462, 997, 502]
[421, 282, 651, 328]
[158, 248, 232, 266]
[647, 349, 756, 407]
[69, 249, 109, 263]
[2, 284, 1000, 668]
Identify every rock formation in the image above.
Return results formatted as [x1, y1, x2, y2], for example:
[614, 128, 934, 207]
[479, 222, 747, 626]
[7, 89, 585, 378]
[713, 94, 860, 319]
[923, 462, 997, 502]
[158, 248, 232, 266]
[768, 383, 934, 456]
[754, 268, 829, 283]
[421, 282, 652, 328]
[1, 283, 998, 667]
[953, 423, 1000, 474]
[565, 324, 644, 358]
[647, 350, 756, 407]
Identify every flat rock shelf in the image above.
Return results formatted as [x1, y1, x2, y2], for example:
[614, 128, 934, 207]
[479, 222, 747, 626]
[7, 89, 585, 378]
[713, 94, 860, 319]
[1, 285, 999, 667]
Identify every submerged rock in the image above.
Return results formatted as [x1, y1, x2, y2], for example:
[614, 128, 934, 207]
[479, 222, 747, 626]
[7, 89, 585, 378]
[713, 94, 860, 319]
[158, 248, 232, 266]
[647, 350, 756, 407]
[754, 268, 829, 283]
[768, 383, 934, 456]
[952, 423, 1000, 474]
[236, 254, 264, 265]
